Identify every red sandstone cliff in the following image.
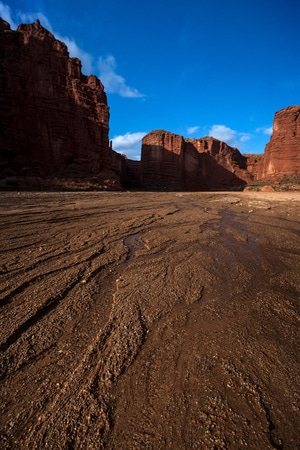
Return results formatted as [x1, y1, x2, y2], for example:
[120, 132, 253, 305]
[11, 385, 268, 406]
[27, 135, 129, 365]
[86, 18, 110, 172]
[244, 154, 264, 180]
[0, 19, 121, 188]
[1, 19, 299, 191]
[258, 106, 300, 180]
[141, 130, 252, 190]
[141, 131, 185, 189]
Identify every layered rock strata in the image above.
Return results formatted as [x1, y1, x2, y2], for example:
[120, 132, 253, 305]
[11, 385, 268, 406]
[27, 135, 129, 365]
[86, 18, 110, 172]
[1, 19, 299, 190]
[141, 130, 252, 190]
[113, 153, 141, 189]
[258, 106, 300, 180]
[0, 19, 120, 187]
[244, 154, 264, 181]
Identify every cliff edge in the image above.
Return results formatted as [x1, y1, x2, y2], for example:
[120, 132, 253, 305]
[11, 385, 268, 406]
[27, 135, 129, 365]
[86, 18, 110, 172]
[141, 130, 252, 190]
[258, 105, 300, 180]
[0, 19, 121, 189]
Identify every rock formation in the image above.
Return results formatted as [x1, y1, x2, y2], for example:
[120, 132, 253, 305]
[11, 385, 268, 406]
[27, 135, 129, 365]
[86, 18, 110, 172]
[113, 153, 141, 189]
[141, 131, 185, 190]
[1, 18, 299, 191]
[0, 19, 121, 188]
[141, 130, 252, 190]
[258, 105, 300, 180]
[141, 107, 300, 189]
[244, 154, 264, 180]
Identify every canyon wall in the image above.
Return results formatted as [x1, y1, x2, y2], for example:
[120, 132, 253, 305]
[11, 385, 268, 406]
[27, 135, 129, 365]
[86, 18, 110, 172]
[244, 154, 264, 180]
[1, 18, 299, 190]
[141, 130, 252, 190]
[0, 19, 121, 188]
[141, 106, 300, 189]
[258, 106, 300, 180]
[141, 131, 185, 190]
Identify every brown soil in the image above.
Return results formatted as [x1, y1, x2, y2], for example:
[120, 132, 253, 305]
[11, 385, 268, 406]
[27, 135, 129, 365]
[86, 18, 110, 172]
[0, 191, 299, 449]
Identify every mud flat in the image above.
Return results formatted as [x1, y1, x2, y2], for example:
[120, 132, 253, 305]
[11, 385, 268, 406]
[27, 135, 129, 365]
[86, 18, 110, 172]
[0, 191, 299, 449]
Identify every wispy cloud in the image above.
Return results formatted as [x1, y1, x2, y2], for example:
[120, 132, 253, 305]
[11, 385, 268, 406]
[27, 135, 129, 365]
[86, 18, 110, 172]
[1, 2, 145, 98]
[17, 12, 93, 74]
[57, 35, 93, 74]
[209, 124, 251, 147]
[255, 126, 273, 135]
[0, 3, 93, 74]
[239, 133, 251, 142]
[98, 55, 145, 98]
[111, 132, 147, 159]
[187, 126, 199, 135]
[0, 1, 145, 98]
[17, 11, 52, 31]
[0, 1, 17, 28]
[209, 125, 236, 144]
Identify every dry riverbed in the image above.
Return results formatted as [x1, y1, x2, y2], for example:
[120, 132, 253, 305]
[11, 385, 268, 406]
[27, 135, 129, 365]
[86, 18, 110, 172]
[0, 191, 299, 449]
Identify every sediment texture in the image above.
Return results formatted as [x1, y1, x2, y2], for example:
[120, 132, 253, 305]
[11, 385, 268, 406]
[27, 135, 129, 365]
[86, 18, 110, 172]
[0, 191, 299, 449]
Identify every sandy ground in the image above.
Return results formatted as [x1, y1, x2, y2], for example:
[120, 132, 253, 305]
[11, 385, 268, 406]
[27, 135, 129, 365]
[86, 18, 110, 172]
[0, 191, 299, 449]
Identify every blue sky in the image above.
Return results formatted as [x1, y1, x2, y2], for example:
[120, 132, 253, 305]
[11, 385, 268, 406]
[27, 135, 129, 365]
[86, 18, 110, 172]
[2, 0, 300, 159]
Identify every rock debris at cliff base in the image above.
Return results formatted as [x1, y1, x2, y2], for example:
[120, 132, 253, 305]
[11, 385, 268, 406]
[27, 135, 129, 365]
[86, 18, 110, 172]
[0, 191, 300, 449]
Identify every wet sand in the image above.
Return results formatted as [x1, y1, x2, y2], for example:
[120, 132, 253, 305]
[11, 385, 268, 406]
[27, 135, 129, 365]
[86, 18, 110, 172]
[0, 191, 299, 449]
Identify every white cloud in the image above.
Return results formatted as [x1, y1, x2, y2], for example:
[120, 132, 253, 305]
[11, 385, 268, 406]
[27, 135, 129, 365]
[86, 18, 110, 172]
[209, 125, 236, 145]
[112, 131, 147, 150]
[98, 55, 145, 98]
[2, 2, 145, 94]
[239, 133, 251, 142]
[111, 132, 146, 159]
[15, 11, 93, 74]
[255, 126, 273, 135]
[187, 126, 199, 135]
[209, 124, 251, 148]
[0, 2, 93, 74]
[0, 1, 17, 29]
[17, 11, 52, 31]
[56, 35, 93, 74]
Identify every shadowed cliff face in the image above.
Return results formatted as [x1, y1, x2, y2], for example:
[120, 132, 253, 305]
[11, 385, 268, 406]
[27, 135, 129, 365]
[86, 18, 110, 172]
[0, 19, 120, 185]
[141, 131, 251, 190]
[1, 18, 299, 191]
[258, 105, 300, 180]
[245, 154, 264, 181]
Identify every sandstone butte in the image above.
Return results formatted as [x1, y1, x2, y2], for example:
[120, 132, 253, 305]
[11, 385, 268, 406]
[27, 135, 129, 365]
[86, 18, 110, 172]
[0, 18, 123, 189]
[0, 18, 299, 191]
[141, 105, 300, 189]
[258, 105, 300, 180]
[141, 131, 252, 190]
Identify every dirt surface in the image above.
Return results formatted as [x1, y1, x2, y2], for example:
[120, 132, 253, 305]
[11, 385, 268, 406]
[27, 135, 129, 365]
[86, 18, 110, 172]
[0, 191, 299, 449]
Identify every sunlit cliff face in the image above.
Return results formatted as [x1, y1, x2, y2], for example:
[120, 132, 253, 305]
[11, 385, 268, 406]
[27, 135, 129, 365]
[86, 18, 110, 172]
[273, 119, 279, 133]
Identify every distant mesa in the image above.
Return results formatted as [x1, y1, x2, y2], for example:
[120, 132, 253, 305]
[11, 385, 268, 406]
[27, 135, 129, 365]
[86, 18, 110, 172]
[141, 131, 252, 191]
[140, 104, 300, 190]
[258, 105, 300, 181]
[0, 18, 299, 190]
